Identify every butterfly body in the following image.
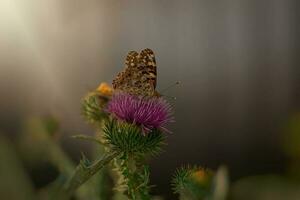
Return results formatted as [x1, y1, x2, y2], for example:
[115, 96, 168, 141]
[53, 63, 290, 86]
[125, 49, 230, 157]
[112, 48, 158, 97]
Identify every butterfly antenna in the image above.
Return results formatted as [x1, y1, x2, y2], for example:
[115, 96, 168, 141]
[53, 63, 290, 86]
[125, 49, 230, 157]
[160, 81, 180, 93]
[163, 95, 177, 100]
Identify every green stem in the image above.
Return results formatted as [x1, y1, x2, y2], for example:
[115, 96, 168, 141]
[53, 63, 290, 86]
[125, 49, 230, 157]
[52, 151, 119, 200]
[118, 154, 151, 200]
[64, 151, 119, 195]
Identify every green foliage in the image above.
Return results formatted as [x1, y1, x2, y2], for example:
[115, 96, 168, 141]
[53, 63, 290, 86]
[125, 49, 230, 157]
[230, 175, 300, 200]
[18, 117, 74, 176]
[102, 119, 165, 157]
[81, 92, 109, 124]
[73, 96, 166, 200]
[44, 116, 60, 137]
[282, 114, 300, 158]
[282, 114, 300, 180]
[72, 134, 104, 145]
[101, 119, 165, 199]
[115, 156, 151, 200]
[51, 151, 119, 200]
[172, 165, 229, 200]
[0, 136, 36, 200]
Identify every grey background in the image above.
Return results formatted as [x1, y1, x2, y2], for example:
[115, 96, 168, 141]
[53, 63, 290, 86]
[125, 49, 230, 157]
[0, 0, 299, 197]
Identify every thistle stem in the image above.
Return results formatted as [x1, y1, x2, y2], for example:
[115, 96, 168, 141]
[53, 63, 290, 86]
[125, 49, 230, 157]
[64, 151, 119, 195]
[53, 151, 119, 200]
[118, 154, 151, 200]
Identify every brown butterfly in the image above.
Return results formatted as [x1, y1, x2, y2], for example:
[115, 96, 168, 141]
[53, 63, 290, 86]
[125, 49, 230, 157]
[112, 48, 158, 96]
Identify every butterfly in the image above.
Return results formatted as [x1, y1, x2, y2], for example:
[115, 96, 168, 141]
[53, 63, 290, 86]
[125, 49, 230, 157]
[112, 48, 158, 96]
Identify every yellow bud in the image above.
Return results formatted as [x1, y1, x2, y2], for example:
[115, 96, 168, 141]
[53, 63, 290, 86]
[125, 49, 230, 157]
[96, 82, 113, 96]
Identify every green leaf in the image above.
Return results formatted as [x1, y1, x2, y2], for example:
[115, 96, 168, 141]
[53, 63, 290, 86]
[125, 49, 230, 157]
[72, 134, 104, 145]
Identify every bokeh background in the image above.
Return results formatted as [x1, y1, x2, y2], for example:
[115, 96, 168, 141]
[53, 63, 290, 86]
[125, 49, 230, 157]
[1, 0, 300, 198]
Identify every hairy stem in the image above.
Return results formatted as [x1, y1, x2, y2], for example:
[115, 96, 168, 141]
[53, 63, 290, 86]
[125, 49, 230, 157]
[65, 151, 119, 195]
[118, 154, 151, 200]
[53, 151, 119, 200]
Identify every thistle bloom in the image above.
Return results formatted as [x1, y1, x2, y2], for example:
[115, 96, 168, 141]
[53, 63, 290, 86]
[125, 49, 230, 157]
[106, 92, 173, 133]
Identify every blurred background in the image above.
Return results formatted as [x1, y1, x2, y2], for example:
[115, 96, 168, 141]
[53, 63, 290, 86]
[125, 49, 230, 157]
[0, 0, 300, 199]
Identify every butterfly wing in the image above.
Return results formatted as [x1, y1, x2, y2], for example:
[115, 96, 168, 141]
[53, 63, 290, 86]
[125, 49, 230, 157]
[112, 50, 138, 91]
[139, 48, 157, 89]
[112, 48, 157, 96]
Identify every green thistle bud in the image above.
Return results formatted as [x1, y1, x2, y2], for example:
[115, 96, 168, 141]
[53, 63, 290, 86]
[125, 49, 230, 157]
[102, 119, 164, 157]
[172, 165, 214, 200]
[81, 92, 109, 124]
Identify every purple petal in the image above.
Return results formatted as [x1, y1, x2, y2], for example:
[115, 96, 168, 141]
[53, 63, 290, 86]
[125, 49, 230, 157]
[106, 92, 173, 133]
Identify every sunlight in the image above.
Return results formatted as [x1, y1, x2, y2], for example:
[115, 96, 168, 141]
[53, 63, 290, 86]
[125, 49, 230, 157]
[0, 0, 68, 103]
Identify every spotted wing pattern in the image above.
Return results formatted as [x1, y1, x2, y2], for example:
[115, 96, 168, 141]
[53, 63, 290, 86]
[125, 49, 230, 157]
[112, 48, 157, 96]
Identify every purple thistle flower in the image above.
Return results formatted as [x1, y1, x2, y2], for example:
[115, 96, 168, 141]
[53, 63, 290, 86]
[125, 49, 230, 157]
[106, 92, 173, 133]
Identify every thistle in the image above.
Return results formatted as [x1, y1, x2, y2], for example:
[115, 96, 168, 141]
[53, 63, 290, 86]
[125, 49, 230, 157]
[106, 92, 173, 134]
[172, 166, 229, 200]
[102, 119, 164, 156]
[81, 82, 113, 125]
[103, 93, 172, 199]
[172, 165, 214, 200]
[55, 50, 175, 200]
